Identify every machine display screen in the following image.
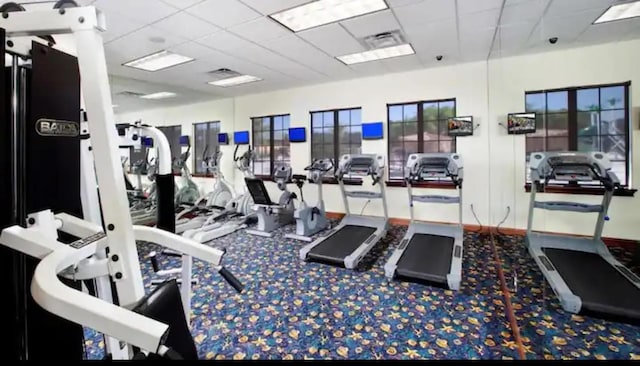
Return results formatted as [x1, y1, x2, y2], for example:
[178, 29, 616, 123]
[234, 131, 250, 145]
[179, 135, 190, 146]
[289, 127, 306, 142]
[218, 133, 229, 145]
[507, 113, 536, 135]
[362, 122, 384, 140]
[142, 137, 154, 147]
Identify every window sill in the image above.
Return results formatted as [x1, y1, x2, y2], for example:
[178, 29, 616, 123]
[524, 183, 636, 197]
[385, 180, 457, 189]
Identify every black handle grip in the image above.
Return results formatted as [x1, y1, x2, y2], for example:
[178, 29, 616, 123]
[150, 254, 159, 273]
[219, 267, 244, 293]
[162, 249, 182, 258]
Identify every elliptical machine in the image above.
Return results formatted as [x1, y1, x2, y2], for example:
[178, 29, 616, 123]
[201, 146, 234, 209]
[174, 137, 200, 207]
[285, 159, 333, 242]
[245, 163, 296, 237]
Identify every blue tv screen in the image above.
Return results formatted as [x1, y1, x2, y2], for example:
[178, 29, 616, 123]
[362, 122, 384, 140]
[218, 133, 229, 144]
[289, 127, 306, 142]
[179, 135, 190, 146]
[142, 137, 154, 147]
[234, 131, 250, 145]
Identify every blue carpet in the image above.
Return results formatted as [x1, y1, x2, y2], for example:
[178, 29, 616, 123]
[496, 235, 640, 360]
[83, 223, 640, 360]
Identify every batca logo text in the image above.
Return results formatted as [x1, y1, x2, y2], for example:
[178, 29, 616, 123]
[36, 119, 79, 137]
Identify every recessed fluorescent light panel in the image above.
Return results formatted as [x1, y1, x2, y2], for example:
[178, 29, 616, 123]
[594, 1, 640, 24]
[208, 75, 262, 87]
[123, 50, 194, 71]
[270, 0, 388, 32]
[337, 43, 415, 65]
[140, 92, 177, 100]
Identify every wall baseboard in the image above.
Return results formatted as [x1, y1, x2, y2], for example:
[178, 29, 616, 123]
[325, 212, 638, 250]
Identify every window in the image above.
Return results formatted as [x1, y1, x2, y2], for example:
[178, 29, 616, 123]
[193, 121, 220, 175]
[387, 99, 456, 180]
[525, 82, 630, 186]
[129, 145, 148, 174]
[251, 114, 290, 176]
[311, 108, 362, 167]
[157, 125, 182, 168]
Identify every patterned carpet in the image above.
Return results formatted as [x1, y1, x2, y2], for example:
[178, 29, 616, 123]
[82, 222, 640, 360]
[495, 235, 640, 360]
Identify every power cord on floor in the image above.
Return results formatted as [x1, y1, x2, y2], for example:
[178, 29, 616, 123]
[360, 200, 371, 215]
[470, 204, 483, 233]
[495, 206, 511, 237]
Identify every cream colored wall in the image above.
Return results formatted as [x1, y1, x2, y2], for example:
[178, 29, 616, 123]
[116, 38, 640, 240]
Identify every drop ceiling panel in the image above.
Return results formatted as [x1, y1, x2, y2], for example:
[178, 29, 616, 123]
[499, 0, 550, 26]
[298, 24, 366, 56]
[527, 8, 604, 45]
[185, 0, 262, 29]
[196, 30, 256, 53]
[382, 54, 423, 72]
[160, 0, 206, 9]
[101, 13, 146, 43]
[262, 35, 332, 73]
[456, 0, 504, 15]
[386, 0, 426, 8]
[458, 8, 501, 34]
[403, 19, 458, 51]
[92, 0, 179, 25]
[340, 9, 402, 38]
[546, 0, 617, 15]
[105, 25, 189, 64]
[151, 12, 221, 40]
[578, 18, 640, 43]
[228, 17, 291, 43]
[238, 0, 312, 15]
[168, 41, 218, 60]
[392, 0, 456, 26]
[492, 22, 538, 52]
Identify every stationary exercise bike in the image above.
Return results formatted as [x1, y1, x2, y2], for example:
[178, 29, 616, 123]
[245, 163, 296, 237]
[285, 159, 333, 242]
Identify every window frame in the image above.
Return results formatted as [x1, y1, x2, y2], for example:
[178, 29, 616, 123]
[192, 121, 221, 177]
[524, 81, 633, 194]
[251, 114, 291, 178]
[386, 98, 458, 188]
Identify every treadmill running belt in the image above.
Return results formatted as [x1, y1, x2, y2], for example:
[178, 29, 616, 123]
[307, 225, 376, 266]
[396, 234, 454, 286]
[544, 248, 640, 324]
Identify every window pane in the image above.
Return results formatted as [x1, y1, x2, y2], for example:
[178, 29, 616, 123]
[276, 146, 289, 162]
[600, 86, 625, 110]
[578, 136, 600, 152]
[526, 137, 545, 153]
[389, 122, 404, 143]
[312, 112, 322, 128]
[323, 111, 334, 127]
[404, 104, 418, 122]
[312, 128, 323, 144]
[274, 116, 283, 130]
[438, 120, 453, 140]
[577, 111, 599, 136]
[282, 129, 289, 145]
[349, 126, 361, 144]
[389, 143, 404, 162]
[546, 113, 568, 137]
[547, 91, 568, 112]
[600, 110, 626, 135]
[322, 127, 334, 144]
[261, 131, 270, 144]
[324, 145, 334, 159]
[602, 135, 626, 161]
[440, 139, 456, 153]
[283, 115, 290, 129]
[389, 161, 404, 180]
[389, 106, 403, 123]
[404, 122, 418, 140]
[547, 137, 568, 151]
[351, 109, 361, 125]
[339, 144, 351, 156]
[274, 130, 283, 144]
[312, 144, 323, 160]
[423, 142, 439, 153]
[439, 100, 455, 119]
[350, 145, 361, 155]
[262, 117, 270, 130]
[423, 121, 438, 143]
[405, 142, 419, 155]
[577, 88, 599, 111]
[422, 103, 438, 121]
[338, 110, 350, 126]
[525, 93, 545, 113]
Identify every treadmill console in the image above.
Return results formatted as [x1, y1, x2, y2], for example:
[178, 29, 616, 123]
[529, 151, 618, 187]
[337, 154, 385, 181]
[406, 153, 463, 183]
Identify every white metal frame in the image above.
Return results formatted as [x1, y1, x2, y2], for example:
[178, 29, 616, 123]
[0, 6, 229, 356]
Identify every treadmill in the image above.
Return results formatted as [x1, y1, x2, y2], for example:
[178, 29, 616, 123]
[299, 154, 389, 269]
[526, 151, 640, 324]
[384, 153, 464, 290]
